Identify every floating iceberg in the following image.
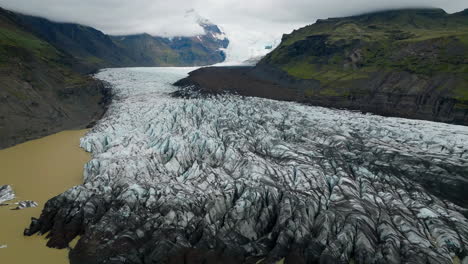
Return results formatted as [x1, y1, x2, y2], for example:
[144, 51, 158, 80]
[0, 185, 15, 205]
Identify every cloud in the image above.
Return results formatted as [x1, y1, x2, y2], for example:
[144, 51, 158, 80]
[0, 0, 465, 62]
[0, 0, 465, 37]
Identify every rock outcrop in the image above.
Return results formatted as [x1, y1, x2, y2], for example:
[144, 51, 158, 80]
[26, 68, 468, 264]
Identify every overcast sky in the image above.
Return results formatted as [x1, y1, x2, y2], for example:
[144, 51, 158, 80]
[0, 0, 466, 62]
[0, 0, 466, 37]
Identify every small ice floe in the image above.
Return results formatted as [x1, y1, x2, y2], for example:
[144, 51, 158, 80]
[10, 201, 38, 210]
[0, 185, 15, 205]
[0, 245, 7, 249]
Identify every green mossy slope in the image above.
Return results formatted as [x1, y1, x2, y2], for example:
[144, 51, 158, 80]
[0, 9, 109, 148]
[261, 9, 468, 105]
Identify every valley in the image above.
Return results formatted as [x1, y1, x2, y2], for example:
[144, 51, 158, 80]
[0, 4, 467, 264]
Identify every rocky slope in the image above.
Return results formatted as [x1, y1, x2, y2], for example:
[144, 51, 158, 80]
[13, 9, 228, 69]
[0, 8, 110, 149]
[26, 68, 468, 264]
[175, 9, 468, 125]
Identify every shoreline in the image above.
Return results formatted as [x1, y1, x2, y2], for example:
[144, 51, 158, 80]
[0, 78, 112, 150]
[0, 130, 90, 264]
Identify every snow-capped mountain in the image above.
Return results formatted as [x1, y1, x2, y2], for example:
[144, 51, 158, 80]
[185, 8, 226, 41]
[165, 9, 229, 62]
[111, 11, 229, 67]
[11, 8, 229, 68]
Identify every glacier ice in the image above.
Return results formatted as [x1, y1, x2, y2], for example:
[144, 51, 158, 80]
[11, 201, 38, 210]
[0, 185, 15, 205]
[26, 67, 468, 264]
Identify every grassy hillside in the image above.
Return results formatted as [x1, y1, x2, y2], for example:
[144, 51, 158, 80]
[12, 11, 228, 69]
[0, 17, 90, 82]
[0, 6, 228, 147]
[176, 9, 468, 125]
[13, 14, 135, 70]
[261, 8, 468, 104]
[0, 8, 108, 148]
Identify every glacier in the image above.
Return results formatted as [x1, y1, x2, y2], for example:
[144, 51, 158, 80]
[26, 67, 468, 264]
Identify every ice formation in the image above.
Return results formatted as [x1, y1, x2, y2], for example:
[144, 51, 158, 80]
[11, 201, 38, 210]
[0, 185, 15, 205]
[26, 67, 468, 264]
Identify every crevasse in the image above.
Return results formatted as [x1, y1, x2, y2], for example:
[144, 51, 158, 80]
[30, 67, 468, 264]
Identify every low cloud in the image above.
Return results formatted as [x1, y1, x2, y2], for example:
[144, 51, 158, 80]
[0, 0, 465, 38]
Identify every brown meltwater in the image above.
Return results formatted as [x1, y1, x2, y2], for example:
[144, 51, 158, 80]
[0, 130, 90, 263]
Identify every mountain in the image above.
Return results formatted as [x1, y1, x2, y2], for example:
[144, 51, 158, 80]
[0, 8, 110, 149]
[0, 7, 228, 148]
[110, 15, 229, 67]
[13, 9, 229, 70]
[176, 8, 468, 125]
[12, 13, 133, 71]
[259, 8, 468, 123]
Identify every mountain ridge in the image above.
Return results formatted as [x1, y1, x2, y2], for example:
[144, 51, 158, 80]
[0, 7, 110, 149]
[9, 8, 229, 70]
[176, 8, 468, 125]
[0, 6, 228, 148]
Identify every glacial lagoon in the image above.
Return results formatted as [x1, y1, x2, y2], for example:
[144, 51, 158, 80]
[0, 130, 89, 263]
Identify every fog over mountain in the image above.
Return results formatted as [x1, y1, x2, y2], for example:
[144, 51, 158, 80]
[0, 0, 466, 62]
[0, 0, 465, 36]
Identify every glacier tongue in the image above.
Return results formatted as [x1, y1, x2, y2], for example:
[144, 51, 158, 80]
[26, 67, 468, 264]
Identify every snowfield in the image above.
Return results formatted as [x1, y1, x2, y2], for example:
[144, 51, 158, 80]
[27, 67, 468, 264]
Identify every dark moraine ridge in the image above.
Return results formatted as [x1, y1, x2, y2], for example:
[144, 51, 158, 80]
[174, 65, 468, 125]
[175, 8, 468, 126]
